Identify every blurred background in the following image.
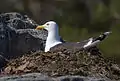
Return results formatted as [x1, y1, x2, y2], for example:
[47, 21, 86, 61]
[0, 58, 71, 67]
[0, 0, 120, 63]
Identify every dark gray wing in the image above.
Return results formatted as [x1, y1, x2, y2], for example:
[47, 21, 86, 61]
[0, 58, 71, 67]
[50, 40, 90, 52]
[83, 31, 111, 48]
[50, 32, 111, 53]
[50, 40, 101, 55]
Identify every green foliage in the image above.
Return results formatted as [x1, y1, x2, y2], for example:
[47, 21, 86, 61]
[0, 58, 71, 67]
[54, 0, 114, 32]
[60, 25, 89, 41]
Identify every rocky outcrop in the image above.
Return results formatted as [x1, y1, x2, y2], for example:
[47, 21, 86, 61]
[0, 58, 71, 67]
[0, 55, 8, 68]
[0, 12, 48, 68]
[9, 29, 47, 58]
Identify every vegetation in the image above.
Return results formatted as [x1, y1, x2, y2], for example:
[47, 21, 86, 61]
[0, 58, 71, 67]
[3, 50, 120, 80]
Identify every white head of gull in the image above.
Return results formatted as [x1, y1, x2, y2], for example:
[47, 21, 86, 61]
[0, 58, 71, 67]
[36, 21, 62, 52]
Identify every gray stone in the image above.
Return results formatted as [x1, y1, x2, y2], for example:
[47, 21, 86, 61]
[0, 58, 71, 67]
[0, 12, 48, 69]
[0, 55, 8, 68]
[56, 76, 113, 81]
[0, 73, 114, 81]
[8, 29, 47, 58]
[0, 73, 53, 81]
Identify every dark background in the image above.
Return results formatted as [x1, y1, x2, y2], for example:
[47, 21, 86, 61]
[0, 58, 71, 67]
[0, 0, 120, 63]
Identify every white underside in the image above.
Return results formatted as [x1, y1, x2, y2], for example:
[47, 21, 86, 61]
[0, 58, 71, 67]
[45, 41, 62, 52]
[83, 38, 93, 48]
[83, 38, 100, 48]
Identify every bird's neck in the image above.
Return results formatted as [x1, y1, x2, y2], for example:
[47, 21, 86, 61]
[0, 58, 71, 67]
[45, 30, 62, 52]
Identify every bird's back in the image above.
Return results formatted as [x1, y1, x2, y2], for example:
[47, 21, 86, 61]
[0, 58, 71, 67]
[50, 40, 89, 52]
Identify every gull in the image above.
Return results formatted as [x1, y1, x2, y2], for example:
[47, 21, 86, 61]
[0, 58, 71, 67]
[36, 21, 111, 52]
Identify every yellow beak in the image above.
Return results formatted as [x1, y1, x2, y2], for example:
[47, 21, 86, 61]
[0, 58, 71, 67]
[35, 25, 45, 30]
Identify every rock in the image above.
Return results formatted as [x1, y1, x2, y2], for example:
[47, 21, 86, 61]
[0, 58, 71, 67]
[0, 55, 8, 69]
[0, 12, 48, 69]
[0, 73, 112, 81]
[56, 76, 112, 81]
[0, 73, 53, 81]
[0, 12, 37, 29]
[9, 29, 47, 58]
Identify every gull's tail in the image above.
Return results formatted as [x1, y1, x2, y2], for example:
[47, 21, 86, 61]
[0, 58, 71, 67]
[83, 31, 111, 49]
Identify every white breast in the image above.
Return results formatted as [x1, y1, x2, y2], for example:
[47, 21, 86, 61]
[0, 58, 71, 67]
[45, 41, 62, 52]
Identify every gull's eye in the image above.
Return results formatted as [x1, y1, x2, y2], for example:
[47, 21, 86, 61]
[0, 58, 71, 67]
[46, 23, 49, 25]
